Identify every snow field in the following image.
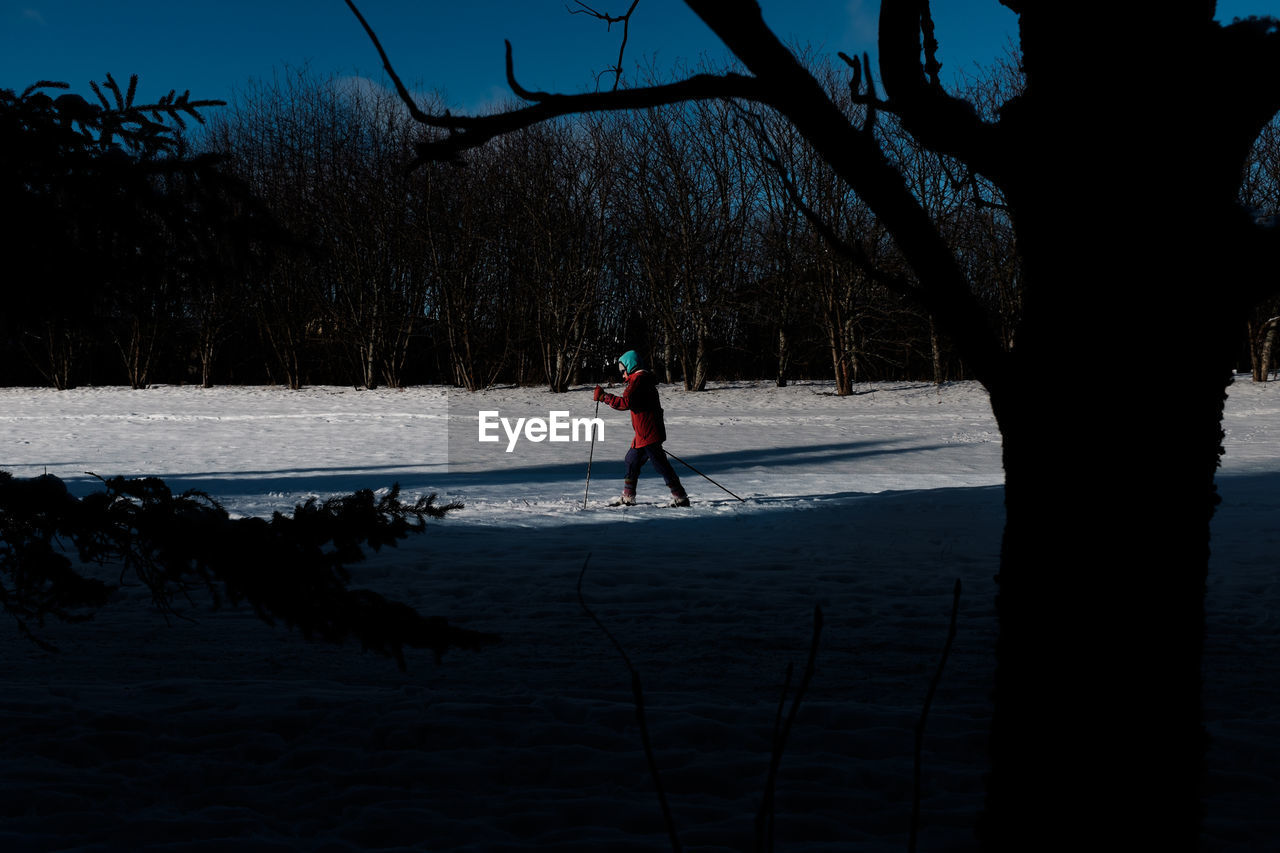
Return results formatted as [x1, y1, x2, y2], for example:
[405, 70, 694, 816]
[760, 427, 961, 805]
[0, 378, 1275, 850]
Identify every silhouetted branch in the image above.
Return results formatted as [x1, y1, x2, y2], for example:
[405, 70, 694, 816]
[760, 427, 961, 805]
[684, 1, 1007, 388]
[968, 171, 1010, 212]
[342, 0, 438, 127]
[345, 0, 765, 162]
[737, 102, 911, 296]
[910, 578, 962, 853]
[451, 45, 767, 162]
[577, 555, 682, 852]
[345, 0, 1008, 386]
[740, 109, 900, 284]
[919, 0, 942, 87]
[0, 471, 493, 667]
[19, 80, 69, 98]
[877, 0, 1002, 175]
[838, 51, 884, 133]
[754, 605, 823, 853]
[21, 74, 222, 154]
[569, 0, 642, 91]
[759, 660, 791, 850]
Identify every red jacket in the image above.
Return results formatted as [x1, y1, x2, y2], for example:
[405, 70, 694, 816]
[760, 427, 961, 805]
[601, 369, 666, 448]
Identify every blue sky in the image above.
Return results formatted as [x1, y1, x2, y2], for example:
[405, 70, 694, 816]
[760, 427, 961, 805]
[0, 1, 1272, 113]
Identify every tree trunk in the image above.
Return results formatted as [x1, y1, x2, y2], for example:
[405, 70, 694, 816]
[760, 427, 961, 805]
[356, 338, 376, 390]
[547, 345, 570, 393]
[829, 310, 852, 397]
[199, 333, 216, 388]
[689, 326, 709, 392]
[35, 323, 79, 391]
[982, 369, 1227, 849]
[929, 316, 944, 385]
[1252, 318, 1277, 382]
[360, 302, 379, 389]
[847, 314, 862, 385]
[1262, 322, 1278, 381]
[119, 318, 155, 390]
[977, 175, 1240, 849]
[776, 326, 789, 388]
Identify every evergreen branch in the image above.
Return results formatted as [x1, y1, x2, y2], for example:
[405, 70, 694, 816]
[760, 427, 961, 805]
[0, 471, 490, 669]
[19, 80, 69, 98]
[89, 79, 110, 111]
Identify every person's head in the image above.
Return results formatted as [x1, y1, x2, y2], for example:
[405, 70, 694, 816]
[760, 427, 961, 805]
[617, 350, 643, 378]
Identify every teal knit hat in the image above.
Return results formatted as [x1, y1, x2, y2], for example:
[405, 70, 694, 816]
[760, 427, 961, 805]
[618, 350, 643, 374]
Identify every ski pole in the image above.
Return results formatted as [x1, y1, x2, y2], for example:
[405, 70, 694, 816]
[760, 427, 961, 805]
[582, 398, 600, 509]
[663, 449, 746, 502]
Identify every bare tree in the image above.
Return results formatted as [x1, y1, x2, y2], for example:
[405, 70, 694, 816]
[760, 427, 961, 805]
[207, 69, 335, 389]
[749, 104, 909, 392]
[321, 80, 432, 389]
[501, 119, 612, 391]
[761, 119, 890, 394]
[741, 108, 808, 387]
[208, 70, 440, 389]
[612, 91, 756, 390]
[5, 76, 225, 388]
[416, 151, 518, 391]
[1240, 113, 1280, 381]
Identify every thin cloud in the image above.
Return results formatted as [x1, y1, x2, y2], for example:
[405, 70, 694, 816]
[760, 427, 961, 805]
[21, 8, 48, 26]
[843, 0, 878, 46]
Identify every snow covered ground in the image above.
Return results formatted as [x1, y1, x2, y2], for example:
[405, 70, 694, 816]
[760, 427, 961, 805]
[0, 378, 1275, 851]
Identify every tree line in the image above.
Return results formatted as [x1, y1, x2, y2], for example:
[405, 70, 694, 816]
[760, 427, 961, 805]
[4, 56, 1279, 392]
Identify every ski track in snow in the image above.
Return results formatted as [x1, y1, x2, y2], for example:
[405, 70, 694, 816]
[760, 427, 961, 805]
[0, 378, 1276, 851]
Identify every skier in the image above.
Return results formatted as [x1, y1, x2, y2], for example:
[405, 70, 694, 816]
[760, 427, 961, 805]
[593, 350, 690, 507]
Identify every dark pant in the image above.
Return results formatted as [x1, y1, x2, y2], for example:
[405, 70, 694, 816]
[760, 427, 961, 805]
[623, 443, 685, 496]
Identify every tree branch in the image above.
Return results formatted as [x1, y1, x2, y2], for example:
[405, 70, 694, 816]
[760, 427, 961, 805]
[685, 0, 1008, 387]
[737, 104, 910, 293]
[878, 0, 1005, 176]
[346, 0, 767, 161]
[837, 51, 886, 133]
[428, 54, 767, 161]
[577, 555, 682, 852]
[346, 0, 768, 161]
[755, 605, 823, 853]
[343, 0, 437, 126]
[910, 579, 962, 853]
[569, 0, 642, 91]
[345, 0, 1008, 385]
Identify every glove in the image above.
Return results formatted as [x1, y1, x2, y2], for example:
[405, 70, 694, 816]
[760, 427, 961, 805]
[593, 386, 605, 402]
